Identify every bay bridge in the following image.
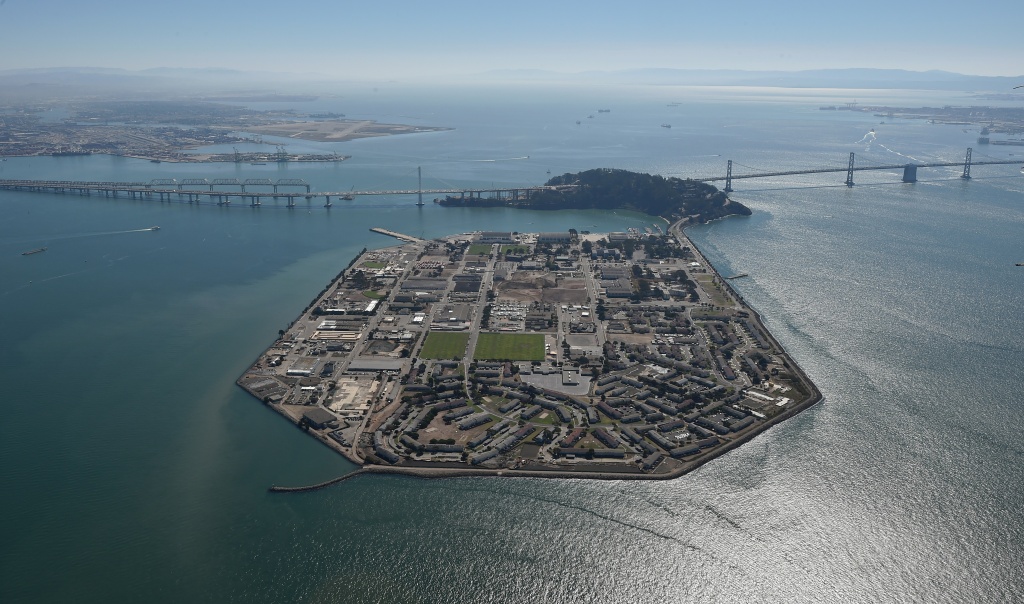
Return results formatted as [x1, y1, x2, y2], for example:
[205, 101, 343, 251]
[0, 176, 563, 207]
[0, 148, 1019, 207]
[701, 148, 1022, 192]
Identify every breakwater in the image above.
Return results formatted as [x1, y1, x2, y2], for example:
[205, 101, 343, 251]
[268, 469, 371, 493]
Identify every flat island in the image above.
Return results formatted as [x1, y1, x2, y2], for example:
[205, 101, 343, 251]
[238, 172, 821, 484]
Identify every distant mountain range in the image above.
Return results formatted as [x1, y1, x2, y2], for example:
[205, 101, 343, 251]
[0, 67, 1020, 98]
[475, 68, 1024, 91]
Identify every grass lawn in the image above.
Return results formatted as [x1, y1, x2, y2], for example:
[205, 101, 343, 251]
[695, 275, 731, 307]
[473, 333, 545, 361]
[467, 244, 493, 256]
[362, 290, 384, 299]
[420, 332, 470, 360]
[530, 411, 560, 425]
[361, 261, 387, 269]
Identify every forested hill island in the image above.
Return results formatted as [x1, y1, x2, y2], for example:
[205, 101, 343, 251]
[438, 169, 751, 224]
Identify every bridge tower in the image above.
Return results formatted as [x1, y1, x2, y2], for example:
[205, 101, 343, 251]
[417, 166, 424, 206]
[845, 152, 855, 187]
[961, 147, 973, 180]
[724, 160, 733, 193]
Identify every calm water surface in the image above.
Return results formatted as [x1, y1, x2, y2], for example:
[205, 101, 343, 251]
[1, 85, 1021, 603]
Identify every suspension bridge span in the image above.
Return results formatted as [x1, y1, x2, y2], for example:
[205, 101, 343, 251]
[701, 148, 1021, 192]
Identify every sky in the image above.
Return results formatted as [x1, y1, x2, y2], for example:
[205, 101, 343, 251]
[0, 0, 1021, 78]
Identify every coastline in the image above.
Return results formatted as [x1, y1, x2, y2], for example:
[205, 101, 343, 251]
[253, 215, 823, 491]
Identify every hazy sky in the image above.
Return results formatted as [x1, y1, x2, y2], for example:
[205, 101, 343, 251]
[1, 0, 1021, 78]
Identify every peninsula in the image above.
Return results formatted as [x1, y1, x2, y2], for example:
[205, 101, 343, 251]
[238, 181, 820, 483]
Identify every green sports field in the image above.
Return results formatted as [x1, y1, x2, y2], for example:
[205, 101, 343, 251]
[473, 333, 545, 361]
[420, 332, 470, 359]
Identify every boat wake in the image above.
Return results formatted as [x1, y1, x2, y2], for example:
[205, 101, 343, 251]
[16, 227, 159, 245]
[468, 156, 531, 162]
[855, 130, 877, 145]
[877, 144, 921, 163]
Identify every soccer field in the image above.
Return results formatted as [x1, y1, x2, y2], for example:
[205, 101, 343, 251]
[473, 333, 545, 361]
[420, 332, 470, 359]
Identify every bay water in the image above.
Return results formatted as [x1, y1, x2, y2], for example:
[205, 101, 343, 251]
[1, 84, 1022, 603]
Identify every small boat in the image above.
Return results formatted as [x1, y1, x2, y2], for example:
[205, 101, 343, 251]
[661, 124, 672, 129]
[150, 159, 161, 163]
[148, 226, 160, 231]
[1016, 263, 1024, 267]
[597, 109, 611, 113]
[22, 247, 47, 256]
[576, 120, 581, 125]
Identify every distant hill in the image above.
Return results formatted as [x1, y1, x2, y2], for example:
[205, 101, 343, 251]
[478, 68, 1024, 91]
[440, 169, 751, 224]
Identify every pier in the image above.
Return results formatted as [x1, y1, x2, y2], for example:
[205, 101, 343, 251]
[370, 227, 425, 243]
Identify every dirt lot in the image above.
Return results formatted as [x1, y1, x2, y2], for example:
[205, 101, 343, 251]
[542, 288, 588, 304]
[421, 414, 487, 445]
[497, 273, 588, 304]
[608, 333, 655, 346]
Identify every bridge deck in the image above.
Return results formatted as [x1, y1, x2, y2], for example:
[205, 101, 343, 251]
[696, 159, 1021, 182]
[0, 180, 566, 197]
[1, 155, 1019, 199]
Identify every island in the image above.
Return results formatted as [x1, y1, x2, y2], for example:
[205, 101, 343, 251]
[237, 174, 821, 486]
[438, 168, 752, 225]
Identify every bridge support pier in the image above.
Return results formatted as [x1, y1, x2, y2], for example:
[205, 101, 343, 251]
[962, 147, 972, 180]
[902, 165, 918, 183]
[845, 152, 855, 187]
